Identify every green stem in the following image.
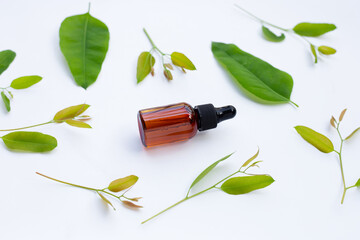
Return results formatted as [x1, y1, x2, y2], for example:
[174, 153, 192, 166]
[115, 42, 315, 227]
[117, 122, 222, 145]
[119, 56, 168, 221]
[290, 100, 299, 108]
[0, 120, 54, 132]
[143, 28, 165, 55]
[335, 123, 347, 204]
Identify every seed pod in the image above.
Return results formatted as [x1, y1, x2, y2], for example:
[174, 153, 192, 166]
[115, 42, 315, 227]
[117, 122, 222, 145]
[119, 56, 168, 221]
[330, 116, 336, 128]
[122, 200, 143, 209]
[164, 69, 173, 80]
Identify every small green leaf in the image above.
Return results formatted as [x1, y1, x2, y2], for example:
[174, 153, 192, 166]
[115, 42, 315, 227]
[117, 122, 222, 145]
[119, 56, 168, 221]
[0, 50, 16, 75]
[108, 175, 138, 192]
[355, 179, 360, 187]
[293, 23, 336, 37]
[261, 26, 285, 42]
[241, 148, 259, 168]
[318, 46, 336, 55]
[211, 42, 295, 105]
[221, 175, 274, 195]
[10, 75, 42, 89]
[65, 119, 92, 128]
[170, 52, 196, 70]
[295, 126, 334, 153]
[98, 192, 115, 210]
[59, 11, 110, 89]
[345, 127, 360, 140]
[188, 153, 234, 192]
[53, 104, 90, 122]
[310, 44, 318, 63]
[1, 131, 57, 152]
[1, 91, 10, 112]
[136, 52, 155, 84]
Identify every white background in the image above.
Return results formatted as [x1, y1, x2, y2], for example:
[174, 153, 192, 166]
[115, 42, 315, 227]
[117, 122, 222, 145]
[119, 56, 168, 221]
[0, 0, 359, 239]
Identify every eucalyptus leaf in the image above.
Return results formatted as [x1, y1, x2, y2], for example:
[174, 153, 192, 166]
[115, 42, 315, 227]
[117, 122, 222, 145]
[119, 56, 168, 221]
[211, 42, 295, 105]
[293, 23, 336, 37]
[136, 52, 155, 83]
[53, 104, 90, 122]
[65, 119, 92, 128]
[1, 91, 10, 112]
[345, 127, 360, 140]
[0, 50, 16, 75]
[221, 175, 274, 195]
[262, 26, 285, 42]
[188, 153, 234, 192]
[318, 46, 336, 55]
[10, 75, 42, 89]
[310, 44, 318, 63]
[59, 9, 110, 89]
[1, 131, 57, 152]
[170, 52, 196, 70]
[295, 126, 334, 153]
[108, 175, 138, 192]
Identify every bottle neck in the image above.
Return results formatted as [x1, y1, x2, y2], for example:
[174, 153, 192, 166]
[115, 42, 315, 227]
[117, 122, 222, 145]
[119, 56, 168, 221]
[194, 104, 236, 131]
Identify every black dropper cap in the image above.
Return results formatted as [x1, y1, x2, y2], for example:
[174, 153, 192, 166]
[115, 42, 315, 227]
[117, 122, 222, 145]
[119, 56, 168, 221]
[194, 104, 236, 131]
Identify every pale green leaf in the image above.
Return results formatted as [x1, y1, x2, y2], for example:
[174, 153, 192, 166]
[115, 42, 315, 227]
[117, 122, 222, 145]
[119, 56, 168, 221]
[53, 104, 90, 122]
[10, 75, 42, 89]
[262, 26, 285, 42]
[221, 175, 274, 195]
[65, 119, 92, 128]
[98, 192, 115, 210]
[136, 52, 155, 84]
[241, 148, 259, 168]
[1, 131, 57, 152]
[108, 175, 138, 192]
[318, 46, 336, 55]
[0, 50, 16, 75]
[310, 44, 318, 63]
[345, 127, 360, 140]
[295, 126, 334, 153]
[1, 91, 10, 112]
[293, 23, 336, 37]
[170, 52, 196, 70]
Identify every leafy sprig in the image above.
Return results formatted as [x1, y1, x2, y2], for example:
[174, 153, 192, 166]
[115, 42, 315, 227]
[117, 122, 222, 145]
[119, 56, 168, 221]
[295, 109, 360, 204]
[136, 28, 196, 83]
[0, 50, 43, 112]
[235, 4, 337, 63]
[142, 150, 274, 224]
[0, 104, 91, 152]
[36, 172, 142, 210]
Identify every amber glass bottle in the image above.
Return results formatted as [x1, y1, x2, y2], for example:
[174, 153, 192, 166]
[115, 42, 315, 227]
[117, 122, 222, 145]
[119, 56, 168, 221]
[137, 102, 236, 147]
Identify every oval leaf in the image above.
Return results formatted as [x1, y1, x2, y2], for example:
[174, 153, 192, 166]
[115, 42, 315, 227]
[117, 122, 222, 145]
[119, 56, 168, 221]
[53, 104, 90, 122]
[188, 153, 234, 192]
[310, 44, 318, 63]
[345, 127, 360, 140]
[262, 26, 285, 42]
[221, 175, 274, 195]
[65, 119, 92, 128]
[318, 46, 336, 55]
[170, 52, 196, 70]
[211, 42, 294, 104]
[1, 91, 10, 112]
[0, 50, 16, 75]
[10, 75, 42, 89]
[59, 11, 110, 89]
[295, 126, 334, 153]
[1, 131, 57, 152]
[136, 52, 155, 84]
[98, 192, 115, 210]
[108, 175, 138, 192]
[293, 23, 336, 37]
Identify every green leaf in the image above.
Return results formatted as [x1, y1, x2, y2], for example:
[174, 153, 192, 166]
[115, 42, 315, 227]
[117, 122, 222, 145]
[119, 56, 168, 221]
[310, 44, 318, 63]
[295, 126, 334, 153]
[345, 127, 360, 140]
[65, 119, 92, 128]
[170, 52, 196, 70]
[1, 131, 57, 152]
[136, 52, 155, 84]
[53, 104, 90, 122]
[1, 91, 10, 112]
[188, 153, 234, 192]
[355, 179, 360, 187]
[221, 175, 274, 195]
[262, 26, 285, 42]
[318, 46, 336, 55]
[293, 23, 336, 37]
[10, 75, 42, 89]
[241, 148, 259, 168]
[98, 192, 115, 210]
[0, 50, 16, 75]
[108, 175, 138, 192]
[59, 11, 110, 89]
[211, 42, 295, 105]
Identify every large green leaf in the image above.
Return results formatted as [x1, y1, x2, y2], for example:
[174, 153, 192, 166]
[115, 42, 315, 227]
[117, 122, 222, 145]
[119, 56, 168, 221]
[1, 91, 10, 112]
[10, 75, 42, 89]
[59, 10, 110, 89]
[211, 42, 295, 105]
[53, 104, 90, 122]
[293, 23, 336, 37]
[221, 175, 274, 195]
[0, 50, 16, 75]
[295, 126, 334, 153]
[136, 52, 155, 84]
[1, 131, 57, 152]
[262, 26, 285, 42]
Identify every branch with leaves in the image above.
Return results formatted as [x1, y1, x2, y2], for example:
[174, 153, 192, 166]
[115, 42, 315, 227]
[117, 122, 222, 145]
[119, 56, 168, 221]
[235, 4, 337, 63]
[136, 28, 196, 83]
[142, 150, 274, 224]
[0, 50, 43, 112]
[36, 172, 142, 210]
[0, 104, 91, 152]
[295, 109, 360, 204]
